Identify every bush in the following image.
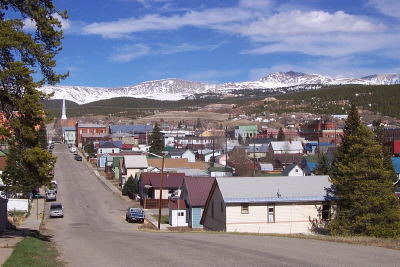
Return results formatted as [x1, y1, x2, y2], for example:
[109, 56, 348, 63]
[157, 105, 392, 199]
[122, 176, 138, 199]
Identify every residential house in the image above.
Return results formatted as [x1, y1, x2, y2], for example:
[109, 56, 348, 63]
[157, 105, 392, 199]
[120, 155, 148, 186]
[234, 125, 257, 139]
[300, 156, 318, 176]
[208, 166, 233, 177]
[109, 124, 153, 144]
[98, 141, 121, 155]
[282, 164, 305, 176]
[62, 126, 76, 145]
[268, 141, 303, 155]
[76, 123, 108, 148]
[259, 163, 274, 172]
[168, 199, 188, 227]
[247, 144, 269, 159]
[138, 172, 185, 208]
[111, 133, 137, 146]
[181, 177, 215, 228]
[201, 176, 333, 234]
[169, 149, 196, 162]
[147, 158, 208, 172]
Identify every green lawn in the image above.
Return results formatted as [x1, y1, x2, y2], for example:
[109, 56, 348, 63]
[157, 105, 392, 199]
[4, 235, 62, 267]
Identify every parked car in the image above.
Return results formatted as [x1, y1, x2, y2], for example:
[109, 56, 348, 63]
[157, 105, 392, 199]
[125, 207, 145, 223]
[69, 147, 77, 153]
[73, 151, 78, 155]
[33, 193, 44, 199]
[75, 155, 82, 161]
[49, 203, 64, 218]
[51, 180, 58, 193]
[45, 190, 57, 201]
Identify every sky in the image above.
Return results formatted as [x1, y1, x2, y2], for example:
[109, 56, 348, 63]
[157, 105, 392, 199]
[32, 0, 400, 87]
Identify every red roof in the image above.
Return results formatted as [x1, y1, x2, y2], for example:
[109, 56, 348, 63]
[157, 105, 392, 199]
[141, 173, 185, 189]
[122, 144, 133, 149]
[184, 177, 215, 207]
[169, 199, 187, 210]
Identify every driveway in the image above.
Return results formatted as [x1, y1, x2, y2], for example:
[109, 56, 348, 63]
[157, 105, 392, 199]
[44, 144, 400, 266]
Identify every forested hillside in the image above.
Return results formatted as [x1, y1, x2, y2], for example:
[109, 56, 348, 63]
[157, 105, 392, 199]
[276, 84, 400, 117]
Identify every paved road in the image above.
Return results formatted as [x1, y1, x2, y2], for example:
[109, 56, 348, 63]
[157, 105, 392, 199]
[45, 144, 400, 266]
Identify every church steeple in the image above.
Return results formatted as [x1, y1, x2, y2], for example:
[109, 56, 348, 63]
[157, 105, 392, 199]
[61, 97, 67, 120]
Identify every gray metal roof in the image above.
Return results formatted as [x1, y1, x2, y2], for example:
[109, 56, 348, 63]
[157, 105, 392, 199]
[124, 155, 148, 169]
[216, 176, 332, 203]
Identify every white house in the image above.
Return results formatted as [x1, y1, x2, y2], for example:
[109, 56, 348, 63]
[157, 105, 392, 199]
[120, 155, 148, 186]
[169, 149, 196, 163]
[268, 141, 303, 154]
[282, 164, 305, 176]
[98, 141, 120, 154]
[168, 199, 188, 227]
[201, 176, 333, 234]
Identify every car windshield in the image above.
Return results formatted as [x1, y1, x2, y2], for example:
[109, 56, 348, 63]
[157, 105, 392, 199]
[51, 204, 62, 209]
[129, 208, 142, 213]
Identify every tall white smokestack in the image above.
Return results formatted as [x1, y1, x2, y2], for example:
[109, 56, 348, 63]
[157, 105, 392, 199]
[61, 97, 67, 120]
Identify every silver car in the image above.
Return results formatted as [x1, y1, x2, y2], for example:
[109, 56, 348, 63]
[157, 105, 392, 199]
[45, 190, 57, 201]
[49, 203, 64, 218]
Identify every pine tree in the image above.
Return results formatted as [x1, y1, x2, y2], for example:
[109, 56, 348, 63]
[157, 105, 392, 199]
[122, 175, 138, 198]
[149, 123, 163, 155]
[38, 122, 48, 150]
[329, 108, 400, 238]
[277, 127, 285, 141]
[238, 134, 244, 145]
[1, 1, 66, 194]
[196, 118, 202, 129]
[314, 153, 331, 175]
[373, 119, 397, 183]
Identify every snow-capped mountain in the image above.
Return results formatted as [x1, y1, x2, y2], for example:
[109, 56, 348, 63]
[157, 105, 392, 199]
[40, 71, 400, 104]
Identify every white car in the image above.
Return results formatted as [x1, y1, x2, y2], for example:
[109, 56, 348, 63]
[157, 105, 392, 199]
[45, 190, 57, 201]
[69, 147, 77, 153]
[49, 203, 64, 218]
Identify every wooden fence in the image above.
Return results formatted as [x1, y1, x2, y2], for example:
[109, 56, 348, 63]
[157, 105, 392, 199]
[142, 199, 169, 209]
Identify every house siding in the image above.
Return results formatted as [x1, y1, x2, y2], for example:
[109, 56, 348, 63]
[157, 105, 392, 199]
[202, 185, 226, 231]
[226, 202, 323, 234]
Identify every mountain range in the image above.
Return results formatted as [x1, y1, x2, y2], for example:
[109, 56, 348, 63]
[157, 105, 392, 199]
[39, 71, 400, 104]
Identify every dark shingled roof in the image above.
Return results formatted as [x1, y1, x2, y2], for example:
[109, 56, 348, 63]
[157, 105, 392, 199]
[184, 177, 215, 207]
[141, 173, 185, 189]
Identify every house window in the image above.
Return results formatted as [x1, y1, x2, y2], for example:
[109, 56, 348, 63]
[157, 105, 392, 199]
[241, 203, 249, 214]
[267, 205, 275, 223]
[178, 212, 184, 216]
[322, 204, 330, 220]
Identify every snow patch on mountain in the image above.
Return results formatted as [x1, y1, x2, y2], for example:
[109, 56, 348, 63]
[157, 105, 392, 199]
[39, 72, 400, 104]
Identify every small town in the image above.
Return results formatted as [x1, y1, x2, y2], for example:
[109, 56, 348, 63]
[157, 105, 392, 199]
[1, 0, 400, 266]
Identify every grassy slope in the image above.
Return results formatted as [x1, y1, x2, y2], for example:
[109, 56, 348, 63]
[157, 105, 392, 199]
[3, 236, 61, 267]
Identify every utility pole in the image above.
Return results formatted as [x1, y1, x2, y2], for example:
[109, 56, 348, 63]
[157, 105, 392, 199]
[253, 137, 256, 177]
[157, 155, 165, 230]
[225, 126, 228, 168]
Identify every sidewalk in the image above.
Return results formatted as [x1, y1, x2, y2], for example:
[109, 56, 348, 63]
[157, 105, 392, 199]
[0, 197, 45, 265]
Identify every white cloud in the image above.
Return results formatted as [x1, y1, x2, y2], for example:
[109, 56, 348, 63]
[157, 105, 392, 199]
[83, 7, 257, 38]
[111, 44, 151, 62]
[368, 0, 400, 19]
[111, 42, 223, 62]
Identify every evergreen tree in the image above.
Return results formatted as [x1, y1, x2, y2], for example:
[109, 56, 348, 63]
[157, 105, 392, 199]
[373, 119, 397, 182]
[238, 134, 244, 145]
[1, 1, 66, 194]
[149, 123, 163, 155]
[38, 122, 48, 150]
[314, 153, 330, 175]
[277, 127, 285, 141]
[122, 175, 138, 198]
[196, 118, 202, 129]
[329, 108, 400, 238]
[84, 142, 95, 155]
